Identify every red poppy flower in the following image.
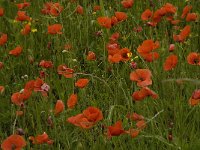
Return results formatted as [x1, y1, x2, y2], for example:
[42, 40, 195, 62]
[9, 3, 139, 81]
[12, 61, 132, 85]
[15, 11, 30, 21]
[49, 3, 63, 16]
[127, 128, 140, 138]
[0, 85, 5, 94]
[76, 5, 84, 15]
[87, 51, 96, 61]
[132, 87, 158, 101]
[152, 8, 166, 23]
[188, 89, 200, 106]
[67, 114, 94, 129]
[39, 60, 53, 68]
[111, 16, 118, 26]
[186, 13, 198, 22]
[173, 25, 191, 42]
[189, 98, 200, 106]
[21, 24, 31, 35]
[163, 3, 177, 14]
[48, 24, 62, 34]
[137, 40, 160, 62]
[170, 19, 180, 25]
[136, 120, 147, 129]
[187, 52, 200, 65]
[107, 120, 125, 138]
[137, 40, 159, 53]
[97, 17, 112, 29]
[0, 33, 8, 46]
[108, 53, 122, 63]
[0, 7, 4, 17]
[126, 112, 144, 121]
[107, 43, 120, 55]
[41, 2, 52, 15]
[16, 110, 24, 116]
[24, 80, 35, 91]
[67, 94, 78, 109]
[29, 132, 53, 145]
[20, 89, 32, 101]
[34, 78, 44, 91]
[141, 52, 160, 62]
[33, 78, 49, 96]
[57, 64, 74, 78]
[54, 100, 65, 115]
[82, 106, 103, 123]
[1, 134, 26, 150]
[11, 89, 32, 106]
[141, 9, 153, 21]
[93, 5, 101, 12]
[75, 78, 89, 88]
[109, 32, 120, 42]
[130, 69, 152, 87]
[67, 106, 103, 129]
[120, 48, 132, 62]
[121, 0, 134, 8]
[108, 46, 129, 63]
[181, 5, 192, 19]
[41, 2, 63, 16]
[115, 12, 127, 22]
[163, 54, 178, 71]
[9, 46, 23, 56]
[16, 1, 30, 10]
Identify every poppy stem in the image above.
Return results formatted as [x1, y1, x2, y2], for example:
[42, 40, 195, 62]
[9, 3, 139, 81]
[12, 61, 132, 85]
[145, 109, 164, 124]
[107, 105, 127, 122]
[12, 114, 18, 134]
[162, 78, 200, 85]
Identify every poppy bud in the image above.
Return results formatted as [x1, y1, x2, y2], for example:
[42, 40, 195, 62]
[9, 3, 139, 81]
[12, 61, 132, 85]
[133, 26, 143, 32]
[87, 51, 96, 61]
[0, 8, 4, 17]
[168, 133, 173, 141]
[0, 86, 5, 94]
[130, 61, 137, 69]
[28, 55, 34, 64]
[16, 128, 25, 135]
[95, 30, 102, 37]
[47, 42, 52, 49]
[16, 110, 24, 116]
[47, 116, 53, 127]
[76, 5, 84, 15]
[20, 103, 25, 108]
[40, 71, 46, 78]
[0, 62, 4, 69]
[169, 44, 175, 52]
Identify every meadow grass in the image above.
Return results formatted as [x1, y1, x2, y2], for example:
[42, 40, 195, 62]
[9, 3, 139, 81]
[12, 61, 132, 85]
[0, 0, 200, 149]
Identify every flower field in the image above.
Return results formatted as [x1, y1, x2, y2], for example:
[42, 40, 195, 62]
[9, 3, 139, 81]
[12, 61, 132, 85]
[0, 0, 200, 149]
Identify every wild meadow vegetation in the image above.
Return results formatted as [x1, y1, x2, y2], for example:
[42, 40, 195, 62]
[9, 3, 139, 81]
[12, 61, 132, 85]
[0, 0, 200, 149]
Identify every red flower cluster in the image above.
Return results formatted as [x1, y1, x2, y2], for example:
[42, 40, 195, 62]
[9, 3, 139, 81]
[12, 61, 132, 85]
[188, 89, 200, 106]
[130, 69, 158, 101]
[137, 39, 160, 62]
[41, 2, 63, 16]
[97, 12, 128, 29]
[67, 106, 103, 129]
